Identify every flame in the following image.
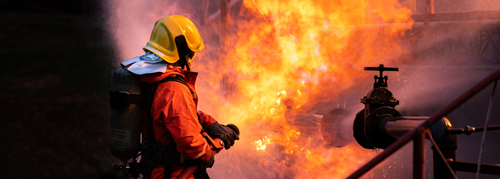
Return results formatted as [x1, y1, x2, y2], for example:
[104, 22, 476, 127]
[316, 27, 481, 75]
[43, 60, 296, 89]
[108, 0, 413, 177]
[252, 136, 271, 150]
[216, 0, 412, 177]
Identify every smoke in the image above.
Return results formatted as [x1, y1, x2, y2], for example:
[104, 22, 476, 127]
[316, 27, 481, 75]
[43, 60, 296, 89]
[105, 0, 500, 178]
[391, 20, 500, 114]
[105, 0, 408, 178]
[104, 1, 283, 178]
[105, 0, 202, 61]
[363, 7, 500, 179]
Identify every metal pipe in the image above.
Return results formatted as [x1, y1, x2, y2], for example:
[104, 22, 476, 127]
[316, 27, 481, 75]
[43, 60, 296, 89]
[449, 161, 500, 175]
[382, 117, 427, 138]
[346, 68, 500, 179]
[476, 79, 498, 179]
[447, 125, 500, 135]
[411, 10, 500, 22]
[424, 0, 435, 26]
[428, 0, 435, 14]
[430, 118, 457, 179]
[413, 130, 425, 179]
[471, 125, 500, 132]
[425, 130, 458, 179]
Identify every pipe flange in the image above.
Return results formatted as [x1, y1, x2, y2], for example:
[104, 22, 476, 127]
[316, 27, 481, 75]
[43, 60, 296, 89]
[353, 109, 375, 149]
[365, 106, 401, 149]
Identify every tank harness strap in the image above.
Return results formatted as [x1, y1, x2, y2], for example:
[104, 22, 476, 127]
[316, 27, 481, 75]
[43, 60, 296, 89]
[108, 91, 140, 109]
[139, 80, 156, 179]
[159, 74, 196, 101]
[145, 75, 192, 179]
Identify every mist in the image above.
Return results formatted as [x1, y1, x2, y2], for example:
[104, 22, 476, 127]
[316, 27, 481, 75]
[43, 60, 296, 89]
[105, 0, 500, 178]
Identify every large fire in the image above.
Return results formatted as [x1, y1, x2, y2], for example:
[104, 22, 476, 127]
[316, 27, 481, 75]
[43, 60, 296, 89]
[108, 0, 413, 178]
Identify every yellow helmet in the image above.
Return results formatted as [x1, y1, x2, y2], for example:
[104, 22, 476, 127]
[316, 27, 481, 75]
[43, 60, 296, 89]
[144, 15, 204, 70]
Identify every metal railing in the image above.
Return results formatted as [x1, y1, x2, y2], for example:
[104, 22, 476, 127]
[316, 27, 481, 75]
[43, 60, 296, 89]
[347, 68, 500, 179]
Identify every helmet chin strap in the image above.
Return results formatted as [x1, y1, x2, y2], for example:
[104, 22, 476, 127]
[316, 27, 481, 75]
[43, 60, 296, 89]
[182, 54, 191, 71]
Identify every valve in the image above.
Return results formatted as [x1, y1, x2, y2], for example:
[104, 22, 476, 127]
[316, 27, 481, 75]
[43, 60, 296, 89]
[364, 64, 399, 88]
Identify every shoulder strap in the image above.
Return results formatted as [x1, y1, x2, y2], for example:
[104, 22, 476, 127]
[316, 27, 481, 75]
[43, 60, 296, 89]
[158, 75, 190, 89]
[144, 75, 192, 179]
[159, 75, 196, 101]
[144, 75, 190, 145]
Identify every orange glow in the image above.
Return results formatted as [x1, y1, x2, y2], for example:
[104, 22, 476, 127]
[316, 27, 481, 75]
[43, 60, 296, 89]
[253, 136, 271, 150]
[197, 0, 413, 177]
[109, 0, 414, 177]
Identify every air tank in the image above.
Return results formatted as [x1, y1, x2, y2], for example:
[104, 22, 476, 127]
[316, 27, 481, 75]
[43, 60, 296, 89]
[109, 67, 142, 161]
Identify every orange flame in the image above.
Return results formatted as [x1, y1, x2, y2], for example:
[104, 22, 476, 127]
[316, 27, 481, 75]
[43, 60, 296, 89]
[252, 136, 271, 150]
[199, 0, 413, 177]
[108, 0, 413, 177]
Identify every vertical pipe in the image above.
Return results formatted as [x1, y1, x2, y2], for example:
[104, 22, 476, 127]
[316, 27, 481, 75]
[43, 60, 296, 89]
[424, 0, 434, 26]
[414, 130, 425, 179]
[410, 0, 416, 14]
[429, 0, 434, 14]
[476, 80, 499, 179]
[430, 118, 457, 179]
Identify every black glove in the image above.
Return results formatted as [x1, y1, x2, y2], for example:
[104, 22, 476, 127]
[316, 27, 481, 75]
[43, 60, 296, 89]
[206, 122, 240, 149]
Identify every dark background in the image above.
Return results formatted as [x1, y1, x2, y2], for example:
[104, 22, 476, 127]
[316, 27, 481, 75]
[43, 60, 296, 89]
[0, 0, 120, 178]
[1, 0, 499, 179]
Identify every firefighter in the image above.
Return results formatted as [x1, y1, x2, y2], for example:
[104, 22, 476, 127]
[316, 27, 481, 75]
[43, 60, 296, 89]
[122, 15, 239, 179]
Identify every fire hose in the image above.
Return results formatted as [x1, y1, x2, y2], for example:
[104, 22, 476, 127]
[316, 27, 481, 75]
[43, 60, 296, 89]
[177, 124, 240, 179]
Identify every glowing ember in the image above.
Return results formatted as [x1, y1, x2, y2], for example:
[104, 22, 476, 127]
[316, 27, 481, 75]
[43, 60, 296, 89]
[252, 136, 271, 150]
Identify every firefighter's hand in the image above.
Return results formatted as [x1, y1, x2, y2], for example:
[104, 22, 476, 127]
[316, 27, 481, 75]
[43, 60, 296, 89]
[206, 122, 240, 149]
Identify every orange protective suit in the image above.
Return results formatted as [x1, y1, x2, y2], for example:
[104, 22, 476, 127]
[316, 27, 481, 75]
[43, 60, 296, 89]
[139, 65, 217, 179]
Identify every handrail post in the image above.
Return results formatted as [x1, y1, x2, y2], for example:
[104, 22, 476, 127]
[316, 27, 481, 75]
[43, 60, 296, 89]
[414, 129, 425, 179]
